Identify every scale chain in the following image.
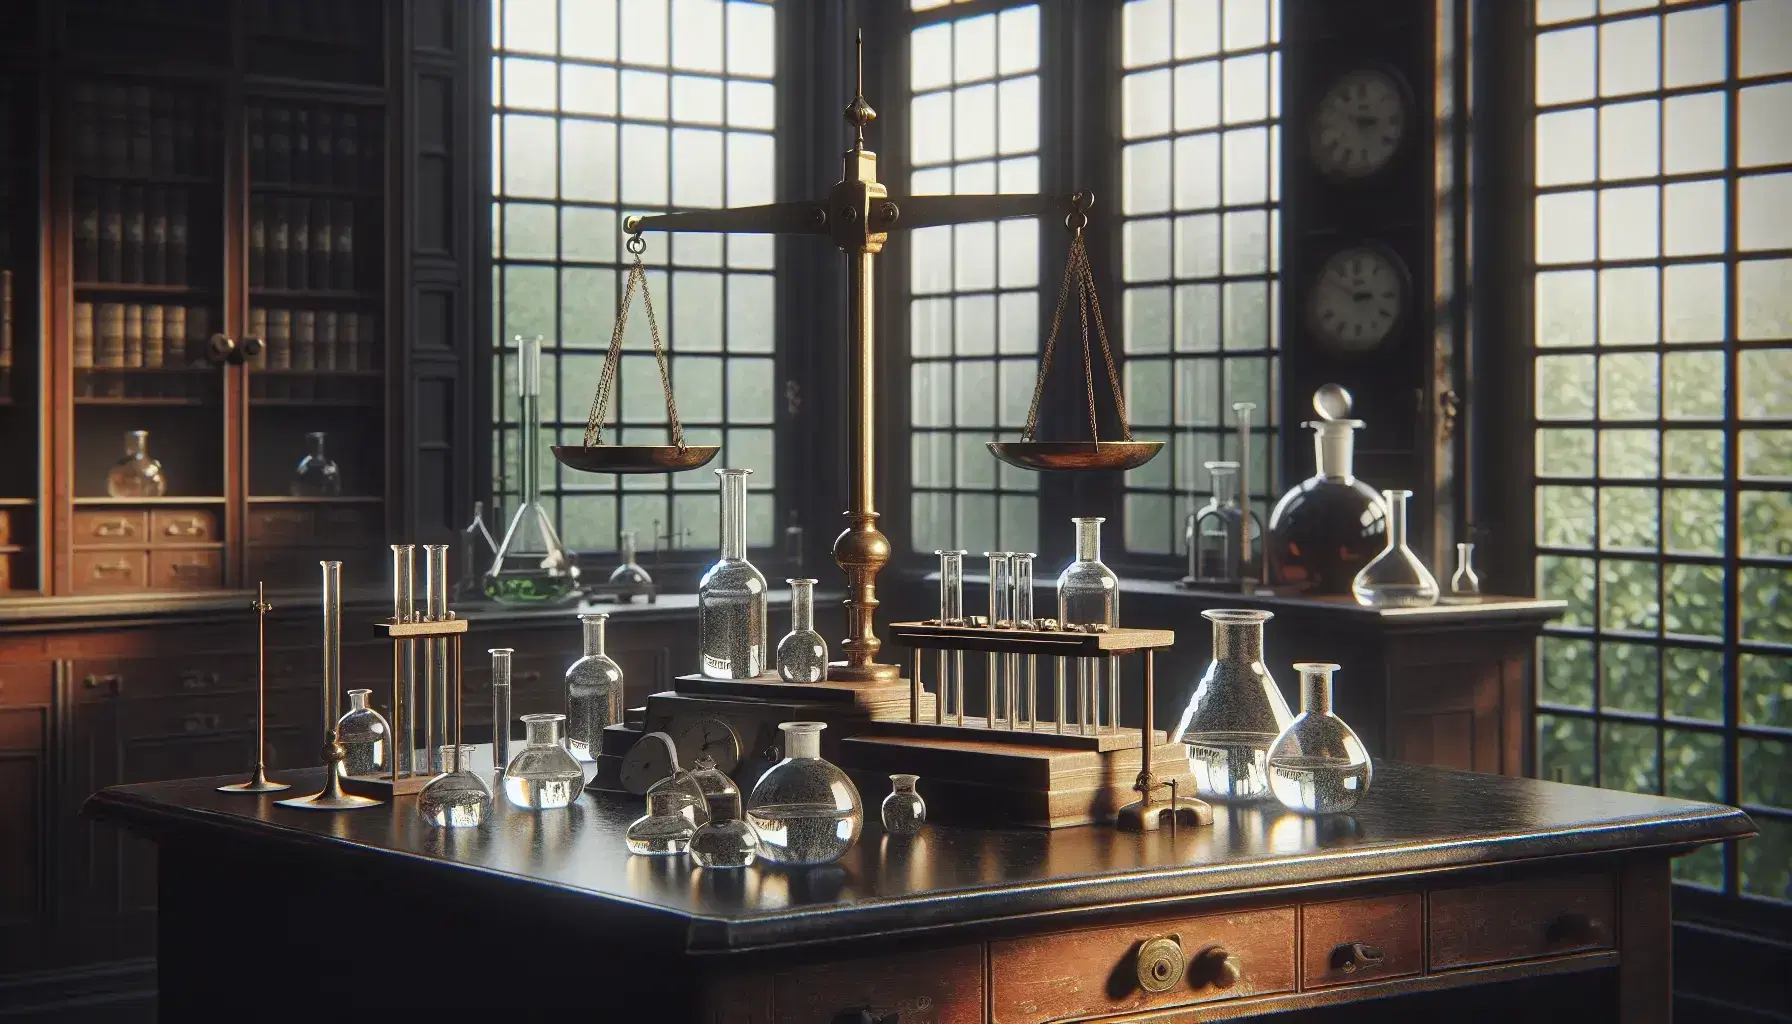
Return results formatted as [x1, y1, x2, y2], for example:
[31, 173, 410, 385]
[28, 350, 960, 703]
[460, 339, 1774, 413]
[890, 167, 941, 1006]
[1020, 229, 1134, 445]
[583, 246, 685, 450]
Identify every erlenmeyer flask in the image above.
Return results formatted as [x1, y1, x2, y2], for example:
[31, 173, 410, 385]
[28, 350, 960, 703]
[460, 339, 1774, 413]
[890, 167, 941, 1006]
[486, 335, 580, 604]
[1351, 489, 1440, 608]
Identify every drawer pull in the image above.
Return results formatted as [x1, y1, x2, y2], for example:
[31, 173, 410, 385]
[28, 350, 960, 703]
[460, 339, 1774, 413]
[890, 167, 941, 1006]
[1330, 941, 1386, 974]
[1193, 946, 1241, 990]
[170, 562, 210, 577]
[92, 560, 135, 577]
[83, 673, 123, 692]
[1546, 912, 1601, 946]
[93, 520, 136, 538]
[164, 520, 204, 537]
[1135, 934, 1186, 994]
[180, 670, 220, 690]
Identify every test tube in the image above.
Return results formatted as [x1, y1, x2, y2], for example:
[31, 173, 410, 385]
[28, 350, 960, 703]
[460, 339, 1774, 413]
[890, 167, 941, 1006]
[490, 648, 513, 771]
[1233, 402, 1257, 584]
[937, 549, 966, 726]
[390, 543, 417, 775]
[1108, 655, 1121, 732]
[425, 544, 450, 770]
[320, 560, 342, 750]
[986, 552, 1011, 727]
[1055, 655, 1066, 733]
[1013, 552, 1035, 730]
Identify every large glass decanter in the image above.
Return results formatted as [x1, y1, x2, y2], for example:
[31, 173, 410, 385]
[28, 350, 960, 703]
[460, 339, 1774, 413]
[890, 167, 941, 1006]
[485, 335, 580, 604]
[565, 612, 623, 762]
[1352, 489, 1440, 608]
[501, 713, 586, 810]
[106, 429, 167, 497]
[1266, 417, 1386, 596]
[776, 578, 828, 682]
[1057, 517, 1119, 627]
[1175, 609, 1292, 801]
[335, 688, 389, 776]
[698, 467, 768, 679]
[291, 431, 342, 496]
[745, 722, 863, 865]
[1185, 461, 1259, 587]
[609, 529, 653, 587]
[1267, 663, 1373, 814]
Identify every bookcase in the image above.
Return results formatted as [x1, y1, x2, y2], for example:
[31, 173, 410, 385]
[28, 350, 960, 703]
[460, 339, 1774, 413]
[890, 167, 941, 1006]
[0, 0, 402, 596]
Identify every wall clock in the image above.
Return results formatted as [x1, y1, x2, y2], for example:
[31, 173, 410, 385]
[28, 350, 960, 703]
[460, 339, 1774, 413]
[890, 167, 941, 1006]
[1305, 244, 1409, 355]
[1308, 67, 1411, 181]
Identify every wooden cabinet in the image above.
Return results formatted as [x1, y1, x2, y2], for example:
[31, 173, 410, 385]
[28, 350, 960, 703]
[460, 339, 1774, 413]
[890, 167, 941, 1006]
[1428, 873, 1616, 970]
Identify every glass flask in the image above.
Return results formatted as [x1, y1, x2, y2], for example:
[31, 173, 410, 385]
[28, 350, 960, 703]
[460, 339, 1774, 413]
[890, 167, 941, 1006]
[881, 774, 926, 836]
[417, 745, 492, 828]
[776, 578, 829, 682]
[646, 765, 712, 829]
[689, 755, 741, 822]
[335, 688, 389, 777]
[105, 429, 167, 497]
[1186, 462, 1259, 586]
[689, 791, 760, 869]
[485, 335, 580, 604]
[625, 787, 698, 855]
[501, 713, 587, 810]
[1175, 609, 1293, 801]
[1268, 663, 1373, 814]
[1266, 418, 1387, 596]
[746, 722, 863, 866]
[609, 529, 653, 587]
[699, 467, 769, 678]
[291, 431, 342, 497]
[565, 612, 624, 762]
[1352, 489, 1440, 608]
[1057, 517, 1119, 627]
[1449, 541, 1481, 599]
[455, 502, 498, 600]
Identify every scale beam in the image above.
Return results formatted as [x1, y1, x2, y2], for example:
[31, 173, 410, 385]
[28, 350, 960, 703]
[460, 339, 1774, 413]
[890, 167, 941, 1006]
[890, 192, 1073, 230]
[623, 201, 830, 238]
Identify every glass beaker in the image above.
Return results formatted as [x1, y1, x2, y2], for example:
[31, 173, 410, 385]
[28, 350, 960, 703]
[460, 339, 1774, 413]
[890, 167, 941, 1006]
[291, 431, 342, 496]
[609, 529, 653, 587]
[745, 722, 863, 865]
[485, 335, 580, 604]
[1267, 663, 1373, 814]
[1352, 489, 1440, 608]
[417, 745, 492, 828]
[776, 578, 828, 682]
[698, 467, 769, 678]
[565, 612, 624, 762]
[881, 774, 926, 836]
[336, 688, 389, 776]
[106, 429, 167, 497]
[1175, 609, 1292, 801]
[501, 713, 586, 810]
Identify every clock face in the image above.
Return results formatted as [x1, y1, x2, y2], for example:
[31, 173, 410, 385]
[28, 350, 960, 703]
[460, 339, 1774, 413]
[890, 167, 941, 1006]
[1306, 247, 1407, 354]
[675, 717, 742, 775]
[1309, 69, 1408, 180]
[618, 732, 676, 795]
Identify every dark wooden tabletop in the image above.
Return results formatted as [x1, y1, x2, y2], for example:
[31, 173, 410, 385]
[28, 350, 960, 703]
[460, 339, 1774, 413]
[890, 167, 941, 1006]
[85, 756, 1753, 954]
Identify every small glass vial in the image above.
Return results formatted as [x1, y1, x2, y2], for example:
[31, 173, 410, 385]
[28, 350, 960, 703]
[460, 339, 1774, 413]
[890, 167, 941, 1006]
[776, 578, 829, 682]
[335, 688, 389, 777]
[609, 529, 653, 587]
[1267, 663, 1373, 814]
[417, 745, 492, 828]
[106, 429, 167, 497]
[626, 788, 698, 855]
[1351, 490, 1440, 608]
[689, 791, 759, 868]
[489, 648, 514, 770]
[565, 612, 624, 762]
[881, 774, 926, 836]
[689, 755, 741, 822]
[1057, 518, 1118, 627]
[501, 713, 587, 810]
[1450, 541, 1481, 598]
[698, 468, 769, 678]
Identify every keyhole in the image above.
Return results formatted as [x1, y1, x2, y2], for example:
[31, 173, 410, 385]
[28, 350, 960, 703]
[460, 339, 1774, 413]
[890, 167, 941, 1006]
[1153, 962, 1171, 982]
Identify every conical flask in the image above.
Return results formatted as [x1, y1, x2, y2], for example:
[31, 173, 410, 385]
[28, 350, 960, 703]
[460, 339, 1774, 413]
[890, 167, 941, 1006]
[486, 335, 580, 604]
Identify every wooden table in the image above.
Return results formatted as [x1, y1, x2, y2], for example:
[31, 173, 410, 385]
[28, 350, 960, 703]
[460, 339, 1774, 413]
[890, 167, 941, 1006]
[84, 756, 1753, 1022]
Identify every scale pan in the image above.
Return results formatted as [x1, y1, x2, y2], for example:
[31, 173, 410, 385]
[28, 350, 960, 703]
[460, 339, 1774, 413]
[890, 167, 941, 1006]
[987, 440, 1164, 472]
[552, 445, 721, 474]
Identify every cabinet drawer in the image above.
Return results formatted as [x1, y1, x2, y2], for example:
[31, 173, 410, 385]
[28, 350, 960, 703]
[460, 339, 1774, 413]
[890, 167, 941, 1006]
[72, 510, 148, 546]
[150, 508, 217, 544]
[1428, 873, 1615, 970]
[74, 654, 258, 701]
[247, 506, 315, 544]
[317, 504, 381, 539]
[990, 906, 1296, 1023]
[0, 661, 52, 707]
[1301, 894, 1424, 989]
[116, 691, 313, 740]
[150, 549, 223, 590]
[72, 550, 148, 592]
[772, 944, 983, 1024]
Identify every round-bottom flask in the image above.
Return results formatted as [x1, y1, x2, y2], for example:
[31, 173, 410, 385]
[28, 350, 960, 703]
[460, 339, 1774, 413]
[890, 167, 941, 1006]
[335, 688, 389, 777]
[626, 788, 698, 855]
[502, 713, 587, 810]
[1267, 663, 1373, 814]
[689, 792, 759, 868]
[417, 745, 492, 828]
[746, 722, 863, 865]
[880, 774, 926, 836]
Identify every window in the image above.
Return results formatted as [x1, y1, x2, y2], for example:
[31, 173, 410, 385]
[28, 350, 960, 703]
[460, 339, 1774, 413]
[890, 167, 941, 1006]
[490, 0, 778, 556]
[1118, 0, 1282, 556]
[1530, 0, 1792, 905]
[906, 1, 1043, 556]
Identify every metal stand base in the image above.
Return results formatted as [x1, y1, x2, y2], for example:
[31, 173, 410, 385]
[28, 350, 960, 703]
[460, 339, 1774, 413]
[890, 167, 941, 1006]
[1115, 795, 1213, 833]
[276, 756, 383, 811]
[217, 765, 290, 794]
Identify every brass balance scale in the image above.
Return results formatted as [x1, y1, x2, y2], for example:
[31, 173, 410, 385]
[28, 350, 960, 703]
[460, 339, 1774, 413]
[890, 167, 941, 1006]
[572, 39, 1203, 831]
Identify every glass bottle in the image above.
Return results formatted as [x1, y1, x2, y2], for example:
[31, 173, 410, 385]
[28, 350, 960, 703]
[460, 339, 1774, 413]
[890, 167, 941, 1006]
[1266, 418, 1387, 596]
[689, 790, 760, 868]
[647, 765, 712, 829]
[490, 647, 513, 770]
[1450, 541, 1481, 599]
[881, 774, 926, 836]
[746, 722, 863, 865]
[698, 467, 768, 679]
[776, 578, 828, 682]
[1352, 489, 1440, 608]
[291, 431, 342, 496]
[417, 745, 492, 828]
[565, 612, 624, 762]
[1187, 462, 1258, 586]
[1174, 609, 1293, 801]
[1057, 517, 1119, 627]
[1267, 663, 1373, 814]
[625, 787, 698, 855]
[501, 713, 587, 810]
[105, 429, 167, 497]
[485, 335, 580, 604]
[609, 529, 653, 587]
[335, 688, 389, 777]
[688, 755, 741, 822]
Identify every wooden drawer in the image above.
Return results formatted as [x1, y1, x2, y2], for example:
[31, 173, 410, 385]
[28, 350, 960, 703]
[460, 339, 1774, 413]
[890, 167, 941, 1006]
[150, 508, 217, 544]
[72, 549, 148, 592]
[0, 661, 53, 707]
[990, 906, 1296, 1023]
[73, 653, 259, 701]
[150, 549, 223, 590]
[1428, 873, 1616, 970]
[772, 944, 983, 1024]
[1301, 893, 1424, 989]
[317, 504, 381, 539]
[72, 509, 148, 546]
[247, 506, 315, 545]
[115, 691, 313, 740]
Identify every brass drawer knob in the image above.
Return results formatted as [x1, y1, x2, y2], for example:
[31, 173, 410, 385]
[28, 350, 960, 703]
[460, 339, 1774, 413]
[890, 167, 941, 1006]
[1135, 934, 1186, 994]
[1331, 941, 1387, 974]
[1194, 946, 1241, 990]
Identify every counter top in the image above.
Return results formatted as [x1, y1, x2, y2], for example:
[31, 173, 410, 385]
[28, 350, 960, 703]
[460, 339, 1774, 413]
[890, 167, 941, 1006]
[85, 756, 1752, 955]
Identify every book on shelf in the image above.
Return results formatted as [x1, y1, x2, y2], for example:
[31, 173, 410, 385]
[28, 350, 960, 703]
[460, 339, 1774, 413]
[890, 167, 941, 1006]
[143, 304, 165, 368]
[359, 312, 377, 370]
[123, 303, 143, 368]
[98, 185, 122, 282]
[152, 91, 176, 179]
[317, 310, 337, 371]
[247, 105, 265, 181]
[164, 306, 185, 366]
[97, 302, 122, 368]
[128, 86, 153, 177]
[185, 306, 209, 366]
[311, 199, 331, 288]
[332, 200, 354, 290]
[268, 308, 291, 370]
[167, 190, 189, 287]
[315, 109, 334, 186]
[122, 187, 145, 284]
[146, 190, 167, 286]
[74, 185, 99, 282]
[294, 310, 315, 371]
[293, 107, 311, 185]
[337, 110, 358, 189]
[249, 307, 267, 369]
[268, 105, 291, 183]
[268, 201, 288, 289]
[340, 307, 358, 371]
[249, 197, 266, 287]
[73, 301, 94, 369]
[289, 199, 309, 290]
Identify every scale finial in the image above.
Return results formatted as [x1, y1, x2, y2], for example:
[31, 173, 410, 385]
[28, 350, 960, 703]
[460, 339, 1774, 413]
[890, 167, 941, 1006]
[844, 29, 876, 150]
